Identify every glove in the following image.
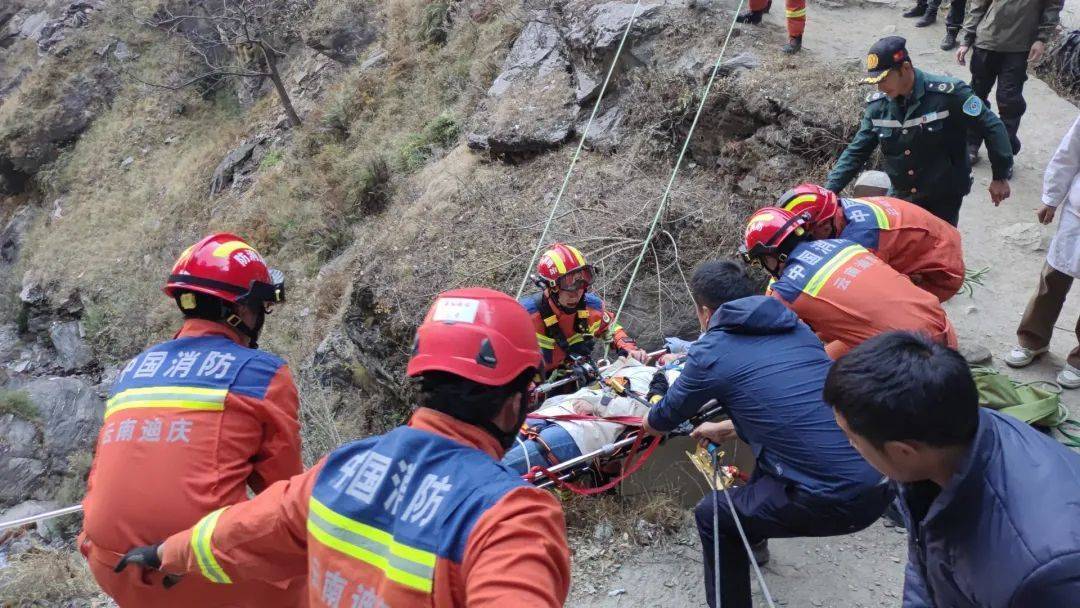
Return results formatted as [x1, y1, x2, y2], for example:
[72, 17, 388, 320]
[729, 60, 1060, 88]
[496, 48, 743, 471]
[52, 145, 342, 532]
[567, 338, 595, 359]
[664, 337, 694, 355]
[647, 369, 669, 404]
[114, 544, 162, 573]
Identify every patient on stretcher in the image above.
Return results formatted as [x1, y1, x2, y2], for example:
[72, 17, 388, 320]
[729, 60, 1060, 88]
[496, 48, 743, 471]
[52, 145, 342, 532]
[503, 358, 679, 475]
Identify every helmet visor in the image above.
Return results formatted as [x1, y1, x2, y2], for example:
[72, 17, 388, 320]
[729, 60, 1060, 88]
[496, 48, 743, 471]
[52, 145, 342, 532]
[556, 266, 594, 291]
[238, 268, 286, 310]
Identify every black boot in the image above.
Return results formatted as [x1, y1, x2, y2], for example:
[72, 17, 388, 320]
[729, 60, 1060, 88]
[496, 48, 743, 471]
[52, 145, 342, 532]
[941, 29, 958, 50]
[736, 9, 765, 24]
[915, 9, 937, 27]
[902, 4, 927, 17]
[781, 36, 802, 54]
[751, 540, 771, 566]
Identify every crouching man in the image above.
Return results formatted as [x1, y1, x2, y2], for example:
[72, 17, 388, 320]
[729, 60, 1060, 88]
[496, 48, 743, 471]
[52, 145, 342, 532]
[825, 332, 1080, 606]
[642, 260, 890, 608]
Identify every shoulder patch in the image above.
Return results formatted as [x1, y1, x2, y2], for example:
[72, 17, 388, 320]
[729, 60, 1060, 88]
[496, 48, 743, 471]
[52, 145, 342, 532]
[962, 95, 983, 116]
[865, 91, 886, 103]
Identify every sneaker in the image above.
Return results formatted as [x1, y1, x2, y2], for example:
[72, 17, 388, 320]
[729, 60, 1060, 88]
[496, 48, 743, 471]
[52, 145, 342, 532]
[940, 30, 958, 50]
[781, 36, 802, 54]
[1058, 364, 1080, 389]
[902, 4, 926, 17]
[751, 540, 770, 566]
[1004, 345, 1048, 368]
[914, 11, 937, 27]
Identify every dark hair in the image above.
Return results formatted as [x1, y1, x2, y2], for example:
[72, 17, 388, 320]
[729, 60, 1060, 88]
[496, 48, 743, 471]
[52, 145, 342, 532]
[824, 331, 978, 448]
[418, 369, 534, 425]
[689, 260, 756, 310]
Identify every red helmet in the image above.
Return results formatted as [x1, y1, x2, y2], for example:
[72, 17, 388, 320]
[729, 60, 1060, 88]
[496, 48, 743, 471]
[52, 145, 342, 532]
[536, 243, 594, 291]
[407, 288, 541, 386]
[740, 207, 809, 264]
[164, 233, 285, 308]
[777, 183, 839, 228]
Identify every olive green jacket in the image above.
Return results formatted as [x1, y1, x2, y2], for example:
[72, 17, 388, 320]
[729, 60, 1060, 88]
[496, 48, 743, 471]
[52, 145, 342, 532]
[962, 0, 1064, 53]
[825, 69, 1013, 204]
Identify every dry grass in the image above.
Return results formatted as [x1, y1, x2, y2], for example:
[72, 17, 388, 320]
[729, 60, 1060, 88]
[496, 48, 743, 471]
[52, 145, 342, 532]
[0, 545, 103, 606]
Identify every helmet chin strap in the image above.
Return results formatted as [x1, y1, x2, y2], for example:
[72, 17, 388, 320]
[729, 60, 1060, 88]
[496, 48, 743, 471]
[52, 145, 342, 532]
[223, 306, 265, 349]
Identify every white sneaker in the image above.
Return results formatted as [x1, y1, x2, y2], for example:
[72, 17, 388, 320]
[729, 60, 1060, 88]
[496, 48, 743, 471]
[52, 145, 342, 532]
[1004, 345, 1048, 368]
[1057, 364, 1080, 389]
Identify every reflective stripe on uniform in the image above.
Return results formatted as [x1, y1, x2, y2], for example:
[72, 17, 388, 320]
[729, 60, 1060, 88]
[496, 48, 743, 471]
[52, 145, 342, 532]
[536, 333, 556, 350]
[804, 244, 867, 297]
[191, 508, 232, 584]
[588, 321, 602, 334]
[307, 497, 436, 594]
[567, 333, 584, 345]
[852, 198, 890, 229]
[105, 386, 228, 420]
[542, 314, 559, 327]
[786, 7, 806, 17]
[870, 110, 950, 130]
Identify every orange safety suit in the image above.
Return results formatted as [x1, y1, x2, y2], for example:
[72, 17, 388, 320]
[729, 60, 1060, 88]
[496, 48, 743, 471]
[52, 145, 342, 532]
[519, 291, 638, 374]
[156, 407, 572, 607]
[837, 196, 965, 302]
[769, 238, 957, 359]
[749, 0, 806, 37]
[80, 318, 304, 607]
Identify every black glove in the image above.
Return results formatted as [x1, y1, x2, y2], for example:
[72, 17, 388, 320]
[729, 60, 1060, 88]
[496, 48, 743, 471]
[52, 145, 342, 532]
[647, 370, 669, 404]
[566, 338, 595, 359]
[115, 544, 162, 573]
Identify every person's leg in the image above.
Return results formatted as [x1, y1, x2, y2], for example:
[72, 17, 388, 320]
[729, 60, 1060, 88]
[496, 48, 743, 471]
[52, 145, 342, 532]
[1016, 262, 1074, 353]
[783, 0, 806, 52]
[537, 424, 582, 463]
[903, 0, 928, 18]
[1069, 309, 1080, 369]
[967, 48, 1000, 154]
[945, 0, 966, 32]
[737, 0, 771, 23]
[915, 0, 939, 26]
[994, 51, 1029, 155]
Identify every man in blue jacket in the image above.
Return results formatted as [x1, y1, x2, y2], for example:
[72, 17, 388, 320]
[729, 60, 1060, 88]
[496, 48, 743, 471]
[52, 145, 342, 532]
[825, 331, 1080, 606]
[642, 260, 890, 608]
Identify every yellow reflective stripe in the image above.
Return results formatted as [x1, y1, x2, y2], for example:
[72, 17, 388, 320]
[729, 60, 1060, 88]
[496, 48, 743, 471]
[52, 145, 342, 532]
[308, 498, 435, 593]
[854, 198, 890, 229]
[786, 8, 806, 17]
[536, 334, 556, 349]
[567, 334, 584, 345]
[212, 240, 256, 258]
[542, 314, 559, 327]
[105, 386, 227, 420]
[576, 309, 589, 319]
[804, 245, 865, 297]
[191, 508, 232, 584]
[782, 194, 818, 212]
[588, 321, 602, 334]
[566, 245, 586, 267]
[549, 251, 567, 274]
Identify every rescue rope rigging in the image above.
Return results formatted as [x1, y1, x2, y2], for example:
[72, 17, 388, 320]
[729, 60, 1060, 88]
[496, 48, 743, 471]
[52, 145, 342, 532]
[516, 0, 645, 298]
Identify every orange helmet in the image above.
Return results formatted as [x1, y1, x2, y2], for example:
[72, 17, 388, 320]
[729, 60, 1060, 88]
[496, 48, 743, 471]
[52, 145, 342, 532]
[777, 183, 839, 228]
[165, 233, 285, 309]
[407, 288, 541, 386]
[740, 207, 809, 273]
[536, 243, 594, 291]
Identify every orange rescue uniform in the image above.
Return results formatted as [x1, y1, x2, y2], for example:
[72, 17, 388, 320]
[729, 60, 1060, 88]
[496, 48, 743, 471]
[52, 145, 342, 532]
[749, 0, 806, 37]
[156, 408, 572, 607]
[769, 238, 957, 359]
[519, 291, 638, 374]
[837, 196, 965, 302]
[80, 319, 303, 607]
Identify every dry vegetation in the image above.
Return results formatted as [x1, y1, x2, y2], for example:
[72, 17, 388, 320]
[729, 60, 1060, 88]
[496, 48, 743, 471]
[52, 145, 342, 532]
[0, 544, 103, 606]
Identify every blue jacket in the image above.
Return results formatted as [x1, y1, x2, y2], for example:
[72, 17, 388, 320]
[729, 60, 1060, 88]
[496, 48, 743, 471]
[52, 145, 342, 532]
[647, 296, 883, 498]
[899, 409, 1080, 607]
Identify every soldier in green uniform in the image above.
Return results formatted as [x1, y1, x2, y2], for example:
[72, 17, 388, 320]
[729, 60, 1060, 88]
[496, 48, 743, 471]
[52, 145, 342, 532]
[825, 36, 1013, 226]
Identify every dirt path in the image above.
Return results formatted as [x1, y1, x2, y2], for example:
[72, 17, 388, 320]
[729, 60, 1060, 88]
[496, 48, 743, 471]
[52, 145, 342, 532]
[569, 2, 1079, 607]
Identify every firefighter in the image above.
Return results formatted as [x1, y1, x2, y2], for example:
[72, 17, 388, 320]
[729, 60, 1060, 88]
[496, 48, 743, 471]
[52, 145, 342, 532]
[742, 207, 957, 359]
[520, 243, 647, 379]
[777, 183, 965, 302]
[736, 0, 806, 54]
[80, 233, 302, 607]
[113, 288, 572, 607]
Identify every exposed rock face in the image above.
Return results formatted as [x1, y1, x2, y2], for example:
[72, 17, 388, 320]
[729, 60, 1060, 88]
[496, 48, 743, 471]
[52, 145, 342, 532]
[0, 375, 102, 509]
[209, 133, 280, 196]
[0, 65, 119, 194]
[467, 12, 577, 154]
[49, 321, 93, 372]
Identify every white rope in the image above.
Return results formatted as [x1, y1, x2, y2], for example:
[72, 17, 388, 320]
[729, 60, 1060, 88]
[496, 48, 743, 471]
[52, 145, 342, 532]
[0, 504, 82, 532]
[516, 0, 645, 298]
[515, 435, 533, 472]
[719, 475, 777, 607]
[608, 0, 746, 333]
